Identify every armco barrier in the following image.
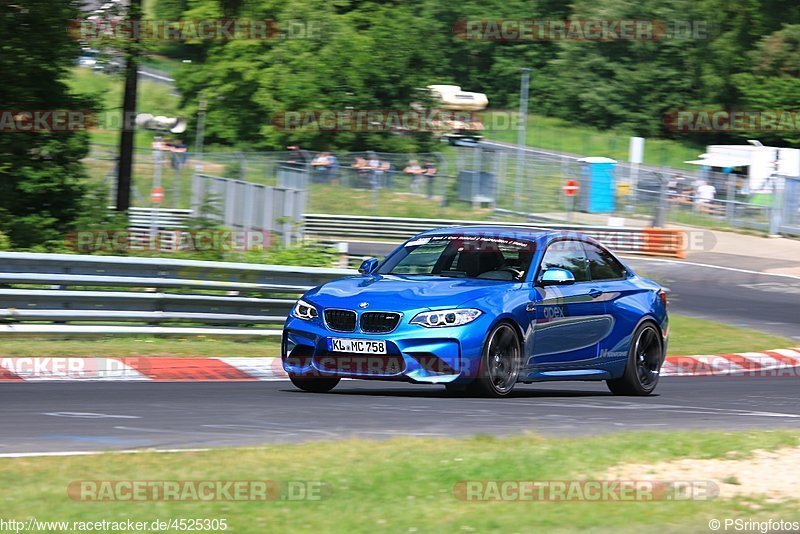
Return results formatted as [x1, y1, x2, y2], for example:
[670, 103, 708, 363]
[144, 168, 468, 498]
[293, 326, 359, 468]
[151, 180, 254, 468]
[0, 252, 354, 336]
[303, 214, 687, 258]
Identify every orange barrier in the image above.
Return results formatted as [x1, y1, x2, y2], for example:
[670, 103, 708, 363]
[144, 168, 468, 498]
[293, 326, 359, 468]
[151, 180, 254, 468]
[642, 228, 686, 259]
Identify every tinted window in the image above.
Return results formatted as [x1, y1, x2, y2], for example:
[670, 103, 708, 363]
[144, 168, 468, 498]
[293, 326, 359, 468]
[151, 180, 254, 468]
[540, 240, 589, 282]
[583, 243, 627, 281]
[378, 235, 536, 281]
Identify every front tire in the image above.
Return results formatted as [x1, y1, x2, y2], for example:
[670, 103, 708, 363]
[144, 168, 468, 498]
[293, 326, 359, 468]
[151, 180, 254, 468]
[288, 374, 340, 393]
[466, 322, 521, 397]
[606, 322, 663, 396]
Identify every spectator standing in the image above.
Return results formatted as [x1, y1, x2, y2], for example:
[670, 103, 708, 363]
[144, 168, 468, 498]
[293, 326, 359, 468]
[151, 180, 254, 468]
[352, 156, 368, 187]
[311, 152, 333, 182]
[423, 159, 437, 198]
[328, 153, 340, 183]
[379, 159, 391, 189]
[404, 159, 424, 194]
[695, 180, 716, 213]
[286, 145, 306, 170]
[169, 139, 187, 172]
[367, 153, 382, 189]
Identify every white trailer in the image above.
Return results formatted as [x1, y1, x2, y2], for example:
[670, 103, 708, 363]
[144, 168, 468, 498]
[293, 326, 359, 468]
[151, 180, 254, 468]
[686, 144, 800, 194]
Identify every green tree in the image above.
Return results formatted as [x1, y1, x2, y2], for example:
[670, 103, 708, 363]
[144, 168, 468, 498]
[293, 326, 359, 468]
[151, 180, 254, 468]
[0, 0, 94, 248]
[732, 24, 800, 145]
[155, 0, 800, 150]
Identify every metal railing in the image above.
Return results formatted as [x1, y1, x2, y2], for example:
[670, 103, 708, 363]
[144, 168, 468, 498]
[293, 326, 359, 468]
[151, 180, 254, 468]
[85, 142, 798, 236]
[0, 210, 690, 336]
[302, 214, 686, 258]
[0, 252, 354, 336]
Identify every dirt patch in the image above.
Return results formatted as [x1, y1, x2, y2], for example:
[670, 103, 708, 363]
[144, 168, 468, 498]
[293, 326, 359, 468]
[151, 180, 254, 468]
[602, 446, 800, 502]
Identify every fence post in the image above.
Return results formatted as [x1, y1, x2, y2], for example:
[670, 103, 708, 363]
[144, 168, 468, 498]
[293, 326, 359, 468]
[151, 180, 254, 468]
[337, 242, 349, 268]
[726, 174, 736, 225]
[769, 177, 783, 236]
[149, 148, 163, 249]
[239, 152, 247, 181]
[243, 183, 256, 233]
[653, 174, 668, 227]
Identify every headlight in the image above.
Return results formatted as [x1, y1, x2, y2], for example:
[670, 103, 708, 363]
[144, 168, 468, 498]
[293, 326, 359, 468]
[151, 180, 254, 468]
[410, 308, 482, 328]
[292, 299, 319, 320]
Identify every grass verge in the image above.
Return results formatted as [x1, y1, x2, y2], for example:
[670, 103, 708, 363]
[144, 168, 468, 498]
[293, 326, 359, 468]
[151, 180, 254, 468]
[0, 336, 280, 358]
[483, 111, 704, 170]
[306, 183, 495, 220]
[0, 315, 792, 358]
[1, 431, 798, 532]
[666, 315, 793, 356]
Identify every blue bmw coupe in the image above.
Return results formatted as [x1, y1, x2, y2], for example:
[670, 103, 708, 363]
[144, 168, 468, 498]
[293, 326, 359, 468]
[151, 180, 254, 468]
[282, 227, 668, 397]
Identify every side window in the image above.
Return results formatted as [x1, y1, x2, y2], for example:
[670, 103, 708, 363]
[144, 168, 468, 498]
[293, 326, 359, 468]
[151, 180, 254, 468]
[583, 243, 627, 281]
[540, 240, 589, 282]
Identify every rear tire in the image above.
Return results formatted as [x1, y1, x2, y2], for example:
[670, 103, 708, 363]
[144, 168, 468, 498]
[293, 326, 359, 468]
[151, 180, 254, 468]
[288, 374, 340, 393]
[606, 322, 663, 396]
[466, 322, 521, 397]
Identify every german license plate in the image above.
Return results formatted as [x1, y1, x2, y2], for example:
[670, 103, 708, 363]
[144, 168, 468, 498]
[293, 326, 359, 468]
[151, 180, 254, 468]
[328, 338, 387, 354]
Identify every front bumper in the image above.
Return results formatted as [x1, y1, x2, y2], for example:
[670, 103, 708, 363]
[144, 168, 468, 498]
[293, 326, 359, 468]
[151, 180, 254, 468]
[282, 314, 491, 383]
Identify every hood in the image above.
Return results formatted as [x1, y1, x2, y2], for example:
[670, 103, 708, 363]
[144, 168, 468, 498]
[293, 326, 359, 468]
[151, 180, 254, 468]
[304, 274, 518, 311]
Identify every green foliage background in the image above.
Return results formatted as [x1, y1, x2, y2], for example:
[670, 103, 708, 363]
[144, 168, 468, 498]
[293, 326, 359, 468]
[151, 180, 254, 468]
[0, 0, 94, 249]
[1, 0, 799, 249]
[165, 0, 800, 150]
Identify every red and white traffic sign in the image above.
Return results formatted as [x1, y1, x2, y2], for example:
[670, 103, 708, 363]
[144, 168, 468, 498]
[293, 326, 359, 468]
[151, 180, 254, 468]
[151, 186, 164, 204]
[562, 179, 580, 196]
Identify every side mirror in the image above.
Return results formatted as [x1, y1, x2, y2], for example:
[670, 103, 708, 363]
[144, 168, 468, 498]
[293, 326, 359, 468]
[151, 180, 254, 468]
[539, 268, 575, 286]
[358, 257, 379, 274]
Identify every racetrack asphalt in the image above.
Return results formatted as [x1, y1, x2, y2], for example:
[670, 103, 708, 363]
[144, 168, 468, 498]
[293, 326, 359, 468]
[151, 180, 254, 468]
[626, 253, 800, 340]
[2, 249, 797, 455]
[1, 376, 798, 454]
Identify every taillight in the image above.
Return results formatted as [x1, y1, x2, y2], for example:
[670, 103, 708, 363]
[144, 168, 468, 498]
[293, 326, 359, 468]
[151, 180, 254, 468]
[658, 289, 668, 308]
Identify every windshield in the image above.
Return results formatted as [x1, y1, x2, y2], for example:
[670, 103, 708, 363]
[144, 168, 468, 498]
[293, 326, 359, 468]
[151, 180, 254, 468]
[377, 235, 536, 281]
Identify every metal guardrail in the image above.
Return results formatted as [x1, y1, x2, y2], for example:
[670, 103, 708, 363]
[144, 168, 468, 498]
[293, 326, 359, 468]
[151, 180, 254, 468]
[127, 207, 194, 229]
[303, 214, 686, 258]
[0, 213, 686, 336]
[0, 252, 354, 336]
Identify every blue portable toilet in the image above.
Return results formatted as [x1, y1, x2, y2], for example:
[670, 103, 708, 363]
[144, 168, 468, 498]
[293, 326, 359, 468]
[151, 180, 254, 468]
[577, 157, 617, 213]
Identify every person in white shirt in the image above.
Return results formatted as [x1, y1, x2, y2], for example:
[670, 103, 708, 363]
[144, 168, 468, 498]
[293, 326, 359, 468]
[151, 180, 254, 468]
[696, 181, 716, 204]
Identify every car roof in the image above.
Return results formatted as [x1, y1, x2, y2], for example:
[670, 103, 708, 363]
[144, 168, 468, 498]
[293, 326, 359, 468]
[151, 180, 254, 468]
[419, 225, 547, 237]
[414, 225, 608, 249]
[418, 225, 585, 240]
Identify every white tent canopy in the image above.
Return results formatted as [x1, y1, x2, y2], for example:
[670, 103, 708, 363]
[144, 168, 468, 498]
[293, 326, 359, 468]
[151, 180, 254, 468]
[684, 155, 751, 168]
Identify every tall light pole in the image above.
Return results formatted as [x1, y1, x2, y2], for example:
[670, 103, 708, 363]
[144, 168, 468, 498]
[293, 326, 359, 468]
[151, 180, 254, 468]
[115, 0, 142, 212]
[514, 68, 531, 210]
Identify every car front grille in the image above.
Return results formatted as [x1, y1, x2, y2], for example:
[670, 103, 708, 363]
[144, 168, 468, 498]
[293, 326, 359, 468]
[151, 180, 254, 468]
[324, 309, 357, 332]
[360, 312, 401, 333]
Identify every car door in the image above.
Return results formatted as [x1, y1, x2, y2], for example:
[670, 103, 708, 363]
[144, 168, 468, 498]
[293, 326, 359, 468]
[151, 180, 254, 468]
[527, 239, 609, 366]
[581, 241, 635, 359]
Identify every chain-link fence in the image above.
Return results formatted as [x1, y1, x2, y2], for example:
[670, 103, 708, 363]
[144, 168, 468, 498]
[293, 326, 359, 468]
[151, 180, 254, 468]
[85, 142, 795, 235]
